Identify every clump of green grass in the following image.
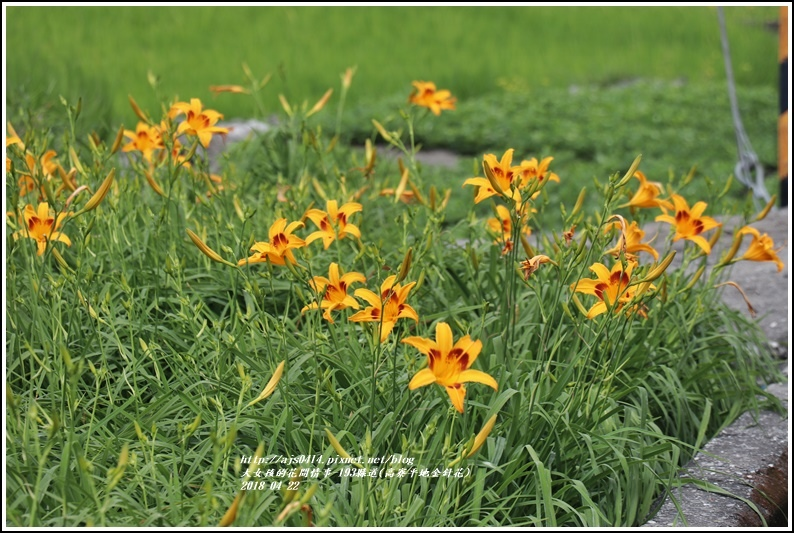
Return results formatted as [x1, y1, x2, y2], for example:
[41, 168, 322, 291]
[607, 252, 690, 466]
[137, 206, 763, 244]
[5, 69, 783, 527]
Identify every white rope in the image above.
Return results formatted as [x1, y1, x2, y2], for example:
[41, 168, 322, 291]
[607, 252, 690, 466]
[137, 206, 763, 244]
[717, 6, 771, 207]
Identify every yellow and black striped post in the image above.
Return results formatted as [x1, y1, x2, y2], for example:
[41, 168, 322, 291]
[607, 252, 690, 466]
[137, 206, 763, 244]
[779, 6, 788, 207]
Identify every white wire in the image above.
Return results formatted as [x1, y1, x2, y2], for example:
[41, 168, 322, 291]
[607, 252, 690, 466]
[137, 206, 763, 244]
[717, 6, 771, 207]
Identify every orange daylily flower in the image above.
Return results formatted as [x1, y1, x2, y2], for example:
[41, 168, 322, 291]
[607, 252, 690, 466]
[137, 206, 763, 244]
[304, 200, 362, 249]
[17, 151, 62, 198]
[301, 262, 366, 323]
[737, 227, 785, 272]
[620, 171, 673, 210]
[238, 218, 306, 266]
[408, 81, 456, 116]
[403, 322, 498, 414]
[123, 122, 164, 162]
[463, 149, 522, 204]
[349, 275, 418, 342]
[12, 202, 72, 256]
[168, 98, 229, 148]
[655, 194, 721, 254]
[571, 260, 654, 319]
[604, 219, 659, 260]
[517, 157, 560, 188]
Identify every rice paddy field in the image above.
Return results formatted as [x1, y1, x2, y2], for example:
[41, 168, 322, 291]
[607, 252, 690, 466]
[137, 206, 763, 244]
[4, 4, 788, 527]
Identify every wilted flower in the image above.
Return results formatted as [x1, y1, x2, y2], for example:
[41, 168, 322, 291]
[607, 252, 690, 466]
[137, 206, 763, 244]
[403, 322, 497, 414]
[520, 255, 555, 279]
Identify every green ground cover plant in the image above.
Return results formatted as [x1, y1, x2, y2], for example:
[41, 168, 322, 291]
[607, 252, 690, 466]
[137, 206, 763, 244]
[4, 68, 785, 526]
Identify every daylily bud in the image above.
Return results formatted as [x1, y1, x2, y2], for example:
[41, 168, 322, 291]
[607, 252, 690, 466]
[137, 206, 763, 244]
[371, 119, 393, 143]
[520, 234, 534, 258]
[616, 154, 643, 189]
[482, 158, 505, 197]
[74, 97, 82, 121]
[755, 195, 777, 221]
[640, 250, 676, 283]
[184, 139, 200, 163]
[394, 163, 410, 203]
[325, 428, 363, 468]
[242, 62, 254, 80]
[187, 229, 236, 267]
[278, 94, 293, 116]
[145, 171, 165, 196]
[219, 492, 242, 527]
[707, 225, 723, 250]
[396, 247, 413, 283]
[306, 88, 333, 117]
[78, 168, 115, 214]
[341, 66, 356, 90]
[69, 146, 85, 174]
[716, 229, 745, 268]
[110, 124, 125, 155]
[246, 360, 285, 407]
[570, 293, 589, 317]
[128, 95, 149, 123]
[682, 264, 707, 291]
[58, 166, 77, 193]
[570, 187, 586, 217]
[429, 185, 437, 211]
[467, 414, 498, 458]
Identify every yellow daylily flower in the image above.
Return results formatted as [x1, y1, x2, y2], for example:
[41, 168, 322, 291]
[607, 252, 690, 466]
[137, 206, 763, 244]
[238, 218, 306, 266]
[302, 262, 366, 323]
[571, 260, 654, 319]
[168, 98, 229, 148]
[349, 275, 418, 342]
[516, 156, 560, 188]
[408, 81, 456, 116]
[304, 200, 362, 249]
[463, 149, 522, 204]
[604, 219, 659, 261]
[620, 171, 673, 210]
[122, 122, 164, 162]
[737, 226, 785, 272]
[655, 194, 721, 254]
[12, 202, 72, 256]
[403, 322, 497, 414]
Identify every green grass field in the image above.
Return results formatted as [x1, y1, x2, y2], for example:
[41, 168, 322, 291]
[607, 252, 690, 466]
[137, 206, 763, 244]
[6, 5, 781, 125]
